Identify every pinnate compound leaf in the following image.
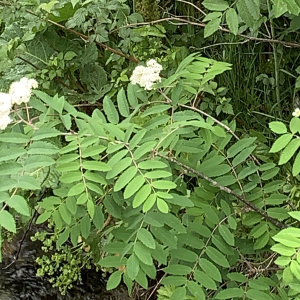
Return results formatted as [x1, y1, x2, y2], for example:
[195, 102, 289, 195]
[103, 95, 119, 124]
[6, 195, 30, 216]
[0, 210, 16, 233]
[226, 8, 238, 35]
[216, 288, 244, 299]
[137, 228, 156, 249]
[107, 271, 122, 290]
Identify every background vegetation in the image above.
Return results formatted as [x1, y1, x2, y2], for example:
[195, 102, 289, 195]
[1, 0, 300, 299]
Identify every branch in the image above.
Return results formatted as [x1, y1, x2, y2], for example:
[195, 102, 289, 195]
[110, 16, 300, 49]
[0, 1, 138, 63]
[155, 152, 288, 229]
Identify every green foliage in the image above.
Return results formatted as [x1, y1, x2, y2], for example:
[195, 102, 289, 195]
[1, 0, 300, 299]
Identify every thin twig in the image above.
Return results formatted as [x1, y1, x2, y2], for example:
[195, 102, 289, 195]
[155, 152, 287, 229]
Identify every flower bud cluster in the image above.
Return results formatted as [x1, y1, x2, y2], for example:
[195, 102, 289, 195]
[130, 59, 162, 90]
[0, 77, 38, 130]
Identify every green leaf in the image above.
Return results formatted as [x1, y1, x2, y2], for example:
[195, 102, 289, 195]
[127, 254, 140, 280]
[129, 129, 147, 150]
[36, 211, 52, 224]
[133, 141, 157, 160]
[279, 138, 300, 165]
[17, 175, 40, 190]
[82, 161, 112, 172]
[206, 246, 230, 267]
[133, 184, 151, 208]
[127, 83, 138, 107]
[199, 258, 222, 282]
[152, 180, 176, 190]
[93, 205, 104, 229]
[293, 152, 300, 176]
[157, 198, 169, 213]
[0, 210, 16, 232]
[134, 242, 153, 265]
[290, 260, 300, 281]
[290, 117, 300, 134]
[151, 227, 177, 249]
[204, 17, 221, 38]
[143, 194, 157, 212]
[269, 121, 287, 134]
[81, 145, 106, 158]
[138, 160, 168, 169]
[171, 248, 198, 262]
[202, 0, 229, 10]
[0, 163, 22, 176]
[59, 203, 72, 224]
[28, 141, 59, 155]
[163, 213, 186, 233]
[106, 271, 123, 290]
[103, 95, 119, 124]
[227, 272, 247, 282]
[141, 105, 171, 117]
[0, 148, 26, 162]
[227, 137, 256, 158]
[226, 8, 238, 35]
[218, 224, 234, 246]
[32, 128, 61, 140]
[216, 288, 244, 299]
[161, 276, 187, 286]
[68, 182, 85, 197]
[271, 243, 295, 256]
[232, 145, 256, 167]
[137, 228, 156, 249]
[107, 157, 132, 179]
[99, 256, 127, 268]
[56, 228, 70, 248]
[187, 281, 205, 300]
[170, 287, 186, 300]
[87, 198, 95, 218]
[64, 51, 77, 60]
[270, 133, 293, 153]
[124, 175, 145, 199]
[114, 166, 137, 192]
[164, 264, 192, 275]
[34, 91, 64, 114]
[0, 133, 30, 143]
[246, 289, 273, 300]
[24, 155, 55, 171]
[80, 215, 91, 239]
[194, 270, 217, 290]
[117, 88, 130, 117]
[6, 195, 30, 216]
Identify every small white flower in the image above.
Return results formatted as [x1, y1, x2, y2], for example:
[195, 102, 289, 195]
[0, 92, 12, 115]
[130, 59, 162, 90]
[0, 114, 12, 130]
[293, 108, 300, 117]
[9, 77, 38, 105]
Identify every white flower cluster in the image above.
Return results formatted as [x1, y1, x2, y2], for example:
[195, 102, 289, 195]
[130, 59, 162, 90]
[0, 77, 38, 130]
[293, 108, 300, 117]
